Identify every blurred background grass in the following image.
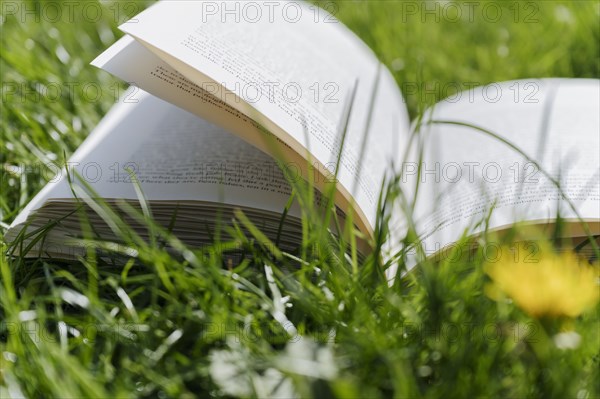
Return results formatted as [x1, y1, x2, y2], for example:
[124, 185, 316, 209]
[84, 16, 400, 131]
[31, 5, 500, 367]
[1, 1, 599, 398]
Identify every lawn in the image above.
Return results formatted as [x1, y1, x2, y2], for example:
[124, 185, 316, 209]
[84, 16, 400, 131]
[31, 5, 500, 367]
[1, 1, 599, 398]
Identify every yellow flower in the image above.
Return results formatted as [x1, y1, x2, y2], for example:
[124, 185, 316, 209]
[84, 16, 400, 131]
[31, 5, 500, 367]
[485, 245, 599, 318]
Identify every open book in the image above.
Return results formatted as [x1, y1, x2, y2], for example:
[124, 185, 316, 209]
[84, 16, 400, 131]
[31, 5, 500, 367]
[6, 1, 599, 269]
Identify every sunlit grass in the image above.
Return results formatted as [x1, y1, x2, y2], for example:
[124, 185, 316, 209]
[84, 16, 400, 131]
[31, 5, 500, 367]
[1, 1, 599, 398]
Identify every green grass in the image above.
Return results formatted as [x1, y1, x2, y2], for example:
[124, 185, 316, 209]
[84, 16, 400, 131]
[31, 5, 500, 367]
[1, 1, 599, 398]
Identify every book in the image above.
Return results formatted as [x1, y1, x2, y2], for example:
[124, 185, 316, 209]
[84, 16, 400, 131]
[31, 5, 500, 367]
[6, 1, 599, 270]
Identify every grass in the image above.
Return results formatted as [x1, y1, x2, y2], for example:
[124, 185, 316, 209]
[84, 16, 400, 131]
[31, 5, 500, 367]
[1, 0, 599, 398]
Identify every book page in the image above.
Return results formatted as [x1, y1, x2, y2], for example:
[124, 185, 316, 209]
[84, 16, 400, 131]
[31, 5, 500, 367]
[115, 0, 410, 232]
[411, 79, 599, 256]
[8, 88, 310, 232]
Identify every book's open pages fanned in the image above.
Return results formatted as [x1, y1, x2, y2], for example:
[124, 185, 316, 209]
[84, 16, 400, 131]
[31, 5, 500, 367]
[92, 0, 411, 235]
[7, 0, 409, 260]
[6, 0, 599, 270]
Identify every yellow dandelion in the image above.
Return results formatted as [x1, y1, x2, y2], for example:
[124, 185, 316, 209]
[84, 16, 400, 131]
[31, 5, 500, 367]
[485, 246, 599, 319]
